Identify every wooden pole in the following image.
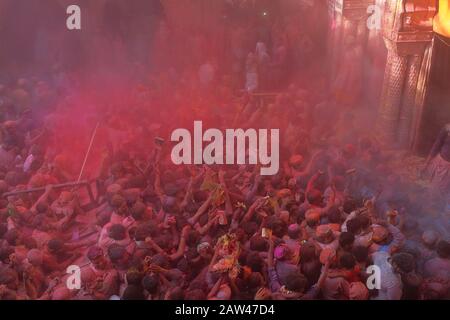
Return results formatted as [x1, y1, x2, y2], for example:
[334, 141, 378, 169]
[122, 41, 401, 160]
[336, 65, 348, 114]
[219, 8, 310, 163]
[77, 122, 100, 183]
[2, 181, 90, 198]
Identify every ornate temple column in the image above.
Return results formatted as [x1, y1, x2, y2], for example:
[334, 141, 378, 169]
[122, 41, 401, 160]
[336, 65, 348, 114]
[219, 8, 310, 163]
[364, 0, 388, 112]
[328, 0, 375, 82]
[327, 1, 343, 81]
[377, 0, 436, 148]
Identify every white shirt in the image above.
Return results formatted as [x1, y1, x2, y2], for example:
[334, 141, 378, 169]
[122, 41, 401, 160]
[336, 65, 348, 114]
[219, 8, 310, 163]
[371, 251, 403, 300]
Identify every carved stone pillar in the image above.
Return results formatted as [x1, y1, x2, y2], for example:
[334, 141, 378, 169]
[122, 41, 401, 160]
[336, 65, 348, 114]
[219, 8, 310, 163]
[377, 0, 436, 148]
[328, 0, 375, 86]
[327, 1, 344, 81]
[398, 54, 422, 146]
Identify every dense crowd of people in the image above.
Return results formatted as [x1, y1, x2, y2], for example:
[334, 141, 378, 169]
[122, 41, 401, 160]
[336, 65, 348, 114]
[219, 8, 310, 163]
[0, 69, 448, 300]
[0, 3, 449, 301]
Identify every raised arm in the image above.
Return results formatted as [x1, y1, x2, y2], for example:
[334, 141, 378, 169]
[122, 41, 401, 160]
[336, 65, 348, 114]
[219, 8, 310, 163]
[197, 214, 219, 236]
[30, 184, 53, 212]
[241, 197, 266, 223]
[218, 169, 233, 217]
[144, 237, 167, 256]
[295, 150, 323, 177]
[153, 165, 165, 203]
[168, 225, 191, 261]
[306, 172, 321, 195]
[179, 177, 194, 210]
[315, 259, 331, 289]
[207, 276, 225, 299]
[245, 173, 262, 204]
[187, 192, 213, 225]
[266, 236, 282, 293]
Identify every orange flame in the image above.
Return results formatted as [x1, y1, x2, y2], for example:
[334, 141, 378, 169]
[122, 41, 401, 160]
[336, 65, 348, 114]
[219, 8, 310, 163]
[434, 0, 450, 37]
